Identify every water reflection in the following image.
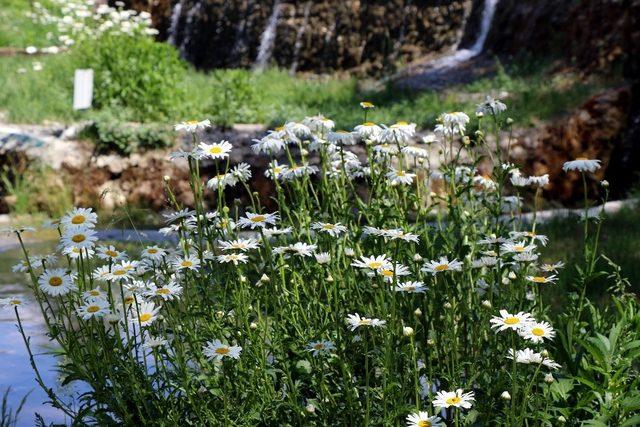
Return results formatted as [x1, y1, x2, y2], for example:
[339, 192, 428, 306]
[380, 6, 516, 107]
[0, 242, 73, 426]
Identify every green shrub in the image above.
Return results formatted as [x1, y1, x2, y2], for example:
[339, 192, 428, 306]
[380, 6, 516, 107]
[75, 35, 186, 122]
[81, 112, 175, 154]
[206, 70, 258, 128]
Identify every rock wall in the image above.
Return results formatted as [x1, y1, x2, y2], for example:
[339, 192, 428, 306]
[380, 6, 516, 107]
[124, 0, 471, 74]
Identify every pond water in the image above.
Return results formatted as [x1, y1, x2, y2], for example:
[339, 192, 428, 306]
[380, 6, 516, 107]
[0, 241, 74, 426]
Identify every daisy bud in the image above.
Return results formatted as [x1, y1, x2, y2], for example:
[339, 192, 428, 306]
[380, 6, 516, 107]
[239, 275, 247, 283]
[427, 338, 435, 346]
[163, 175, 171, 182]
[443, 302, 452, 309]
[502, 277, 510, 285]
[215, 310, 225, 318]
[462, 136, 470, 145]
[541, 349, 549, 358]
[501, 391, 511, 400]
[413, 253, 423, 262]
[481, 300, 492, 309]
[222, 206, 229, 214]
[476, 111, 484, 118]
[544, 373, 554, 384]
[558, 416, 566, 423]
[326, 274, 334, 282]
[600, 180, 609, 188]
[344, 248, 355, 257]
[250, 322, 258, 329]
[301, 149, 309, 156]
[414, 308, 422, 317]
[305, 404, 316, 414]
[475, 130, 484, 138]
[260, 274, 270, 283]
[508, 271, 517, 279]
[403, 326, 414, 337]
[506, 117, 514, 125]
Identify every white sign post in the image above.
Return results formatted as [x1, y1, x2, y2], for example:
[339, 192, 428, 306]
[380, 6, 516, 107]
[73, 69, 94, 110]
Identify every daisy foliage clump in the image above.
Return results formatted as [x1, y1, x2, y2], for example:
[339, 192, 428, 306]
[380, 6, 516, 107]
[5, 100, 639, 426]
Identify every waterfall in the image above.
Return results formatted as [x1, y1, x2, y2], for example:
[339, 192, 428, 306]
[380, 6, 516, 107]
[289, 1, 312, 74]
[254, 0, 282, 71]
[427, 0, 498, 70]
[167, 0, 185, 46]
[179, 1, 202, 60]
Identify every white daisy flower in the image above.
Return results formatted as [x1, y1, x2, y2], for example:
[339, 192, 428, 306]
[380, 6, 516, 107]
[302, 115, 335, 133]
[490, 310, 534, 332]
[146, 282, 183, 301]
[314, 252, 331, 264]
[394, 281, 427, 293]
[0, 296, 26, 309]
[377, 263, 411, 282]
[141, 246, 167, 261]
[131, 300, 161, 327]
[230, 162, 252, 182]
[526, 275, 557, 285]
[198, 140, 232, 159]
[61, 207, 97, 228]
[519, 321, 555, 343]
[354, 122, 382, 140]
[509, 231, 549, 246]
[217, 253, 249, 265]
[421, 257, 463, 275]
[62, 246, 95, 260]
[406, 411, 444, 427]
[173, 255, 201, 271]
[501, 241, 537, 254]
[386, 168, 416, 186]
[96, 245, 126, 261]
[218, 238, 260, 252]
[38, 268, 76, 296]
[83, 288, 106, 301]
[60, 226, 98, 250]
[346, 313, 386, 331]
[541, 261, 565, 272]
[143, 335, 168, 349]
[238, 212, 279, 229]
[351, 255, 390, 271]
[507, 348, 561, 370]
[327, 130, 357, 145]
[383, 229, 420, 243]
[562, 158, 601, 173]
[76, 298, 110, 320]
[311, 222, 347, 237]
[306, 340, 335, 357]
[264, 160, 289, 180]
[203, 339, 242, 361]
[432, 389, 475, 410]
[174, 119, 211, 132]
[252, 135, 286, 155]
[207, 173, 237, 190]
[528, 174, 549, 188]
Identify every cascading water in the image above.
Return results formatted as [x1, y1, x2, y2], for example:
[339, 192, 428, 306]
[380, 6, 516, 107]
[167, 0, 185, 46]
[254, 0, 282, 71]
[427, 0, 498, 70]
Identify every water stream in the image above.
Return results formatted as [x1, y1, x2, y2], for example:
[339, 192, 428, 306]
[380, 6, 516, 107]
[254, 0, 282, 71]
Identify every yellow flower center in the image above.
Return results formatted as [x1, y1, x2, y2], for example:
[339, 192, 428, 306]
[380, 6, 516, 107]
[504, 317, 520, 325]
[273, 167, 282, 174]
[185, 120, 199, 125]
[250, 215, 266, 223]
[369, 261, 383, 269]
[514, 245, 525, 252]
[362, 121, 376, 126]
[87, 305, 100, 313]
[105, 250, 118, 257]
[575, 156, 588, 160]
[209, 146, 223, 154]
[323, 224, 335, 230]
[139, 313, 152, 322]
[156, 288, 170, 295]
[380, 269, 394, 277]
[147, 248, 158, 254]
[395, 121, 408, 126]
[397, 171, 406, 177]
[418, 421, 432, 427]
[89, 290, 100, 296]
[446, 396, 462, 405]
[124, 296, 134, 304]
[181, 261, 193, 267]
[215, 347, 230, 355]
[435, 264, 449, 271]
[359, 319, 372, 326]
[71, 215, 86, 224]
[531, 276, 547, 283]
[531, 327, 545, 336]
[112, 269, 126, 276]
[10, 299, 21, 305]
[360, 101, 374, 108]
[313, 343, 324, 350]
[49, 277, 63, 286]
[72, 234, 86, 243]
